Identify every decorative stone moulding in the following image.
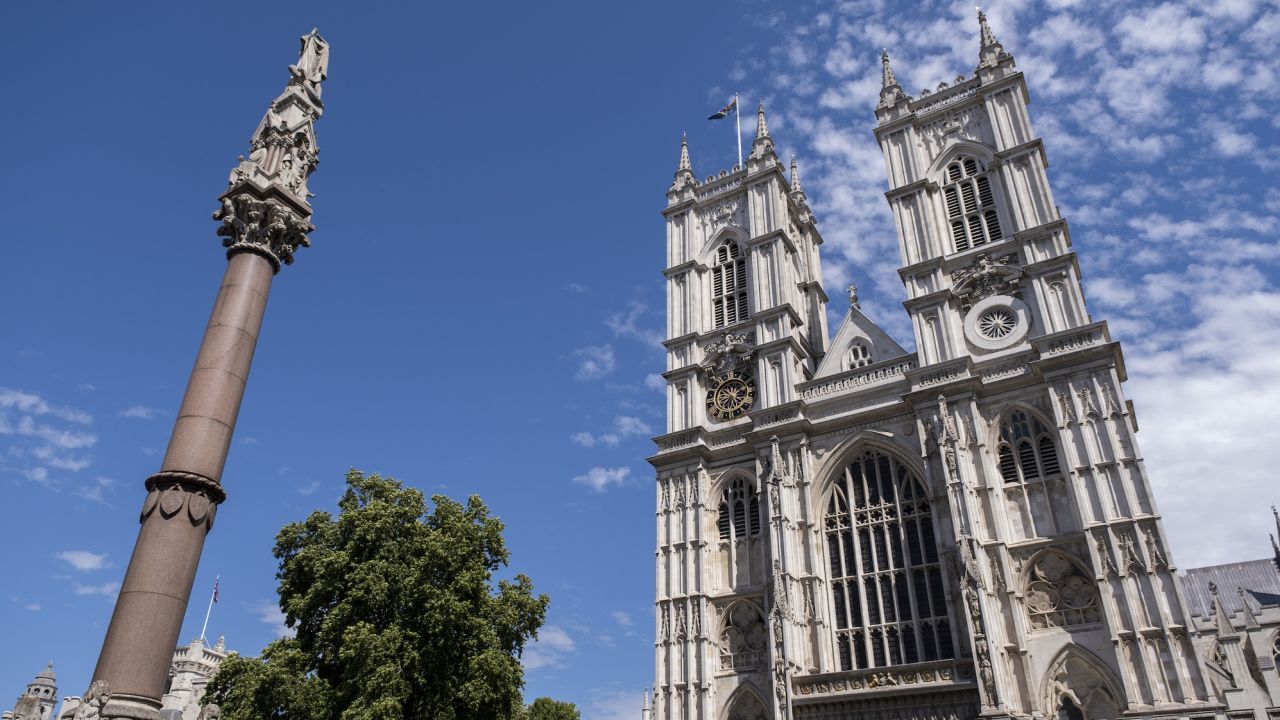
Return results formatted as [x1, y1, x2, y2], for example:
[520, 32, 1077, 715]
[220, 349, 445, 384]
[964, 294, 1030, 351]
[214, 191, 313, 273]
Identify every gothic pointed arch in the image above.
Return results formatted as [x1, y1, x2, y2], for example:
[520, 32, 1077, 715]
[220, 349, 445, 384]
[1019, 548, 1101, 630]
[993, 404, 1074, 539]
[926, 139, 996, 178]
[720, 683, 771, 720]
[821, 441, 955, 671]
[1040, 646, 1124, 720]
[714, 471, 765, 590]
[717, 599, 768, 671]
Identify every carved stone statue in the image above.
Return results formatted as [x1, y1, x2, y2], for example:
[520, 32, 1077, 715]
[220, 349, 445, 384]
[288, 29, 329, 98]
[197, 703, 222, 720]
[73, 680, 110, 720]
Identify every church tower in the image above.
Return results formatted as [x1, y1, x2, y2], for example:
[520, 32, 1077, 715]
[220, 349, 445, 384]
[651, 12, 1222, 720]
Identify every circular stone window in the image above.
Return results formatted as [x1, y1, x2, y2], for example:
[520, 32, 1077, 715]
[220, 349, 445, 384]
[963, 295, 1030, 351]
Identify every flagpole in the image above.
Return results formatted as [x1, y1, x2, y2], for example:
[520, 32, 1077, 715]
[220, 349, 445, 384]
[734, 93, 743, 171]
[199, 575, 218, 642]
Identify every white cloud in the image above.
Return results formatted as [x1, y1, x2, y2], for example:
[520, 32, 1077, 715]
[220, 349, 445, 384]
[24, 603, 41, 612]
[606, 302, 664, 349]
[73, 582, 120, 597]
[297, 480, 322, 496]
[572, 466, 631, 492]
[74, 477, 116, 504]
[610, 611, 633, 627]
[571, 416, 652, 449]
[574, 345, 616, 381]
[245, 599, 293, 638]
[57, 550, 109, 572]
[523, 625, 577, 670]
[644, 373, 666, 392]
[0, 388, 92, 424]
[119, 405, 162, 420]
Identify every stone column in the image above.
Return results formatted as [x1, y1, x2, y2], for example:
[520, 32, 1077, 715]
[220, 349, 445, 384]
[84, 30, 328, 720]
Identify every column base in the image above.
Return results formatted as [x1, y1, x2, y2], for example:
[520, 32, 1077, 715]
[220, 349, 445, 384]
[102, 694, 162, 720]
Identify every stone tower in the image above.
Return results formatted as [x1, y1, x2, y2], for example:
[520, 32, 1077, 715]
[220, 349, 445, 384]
[3, 664, 57, 720]
[649, 12, 1224, 720]
[82, 31, 327, 720]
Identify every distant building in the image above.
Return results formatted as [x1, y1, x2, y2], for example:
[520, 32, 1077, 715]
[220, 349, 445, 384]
[2, 663, 58, 720]
[54, 637, 229, 720]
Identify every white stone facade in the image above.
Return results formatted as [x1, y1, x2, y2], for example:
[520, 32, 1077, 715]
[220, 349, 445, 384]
[649, 13, 1278, 720]
[56, 638, 228, 720]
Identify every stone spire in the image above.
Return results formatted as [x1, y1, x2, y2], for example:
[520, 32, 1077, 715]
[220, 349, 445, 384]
[84, 31, 328, 720]
[789, 156, 805, 195]
[748, 104, 776, 164]
[641, 688, 651, 720]
[1238, 587, 1261, 629]
[671, 133, 696, 192]
[1209, 582, 1237, 637]
[881, 49, 898, 89]
[755, 103, 770, 139]
[976, 8, 1008, 68]
[877, 50, 906, 110]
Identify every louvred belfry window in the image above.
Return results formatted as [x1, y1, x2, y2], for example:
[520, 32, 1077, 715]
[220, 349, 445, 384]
[997, 411, 1062, 484]
[711, 241, 749, 329]
[718, 478, 761, 542]
[943, 156, 1003, 253]
[824, 449, 954, 671]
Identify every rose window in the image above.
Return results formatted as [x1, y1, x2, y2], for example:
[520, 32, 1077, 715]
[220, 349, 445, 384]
[977, 307, 1017, 339]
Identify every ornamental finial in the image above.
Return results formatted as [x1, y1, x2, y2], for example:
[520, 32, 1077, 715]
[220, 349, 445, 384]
[214, 30, 329, 272]
[789, 156, 805, 196]
[881, 49, 899, 89]
[677, 133, 692, 173]
[976, 8, 1007, 68]
[755, 103, 770, 139]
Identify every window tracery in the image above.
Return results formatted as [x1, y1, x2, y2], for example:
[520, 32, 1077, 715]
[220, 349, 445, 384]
[1024, 551, 1101, 629]
[712, 240, 749, 328]
[845, 340, 872, 370]
[824, 449, 953, 671]
[943, 156, 1003, 253]
[719, 602, 768, 670]
[998, 409, 1073, 538]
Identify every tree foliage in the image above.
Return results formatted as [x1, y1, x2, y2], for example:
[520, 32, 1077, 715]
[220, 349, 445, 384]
[205, 470, 549, 720]
[525, 697, 580, 720]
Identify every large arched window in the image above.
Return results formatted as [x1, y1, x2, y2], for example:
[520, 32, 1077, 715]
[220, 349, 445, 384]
[717, 477, 763, 590]
[943, 156, 1003, 253]
[998, 409, 1072, 539]
[711, 240, 749, 328]
[1023, 550, 1100, 629]
[824, 449, 953, 671]
[719, 602, 767, 670]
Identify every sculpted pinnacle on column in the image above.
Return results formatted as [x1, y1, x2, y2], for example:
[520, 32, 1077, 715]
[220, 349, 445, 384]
[215, 28, 328, 273]
[85, 32, 328, 720]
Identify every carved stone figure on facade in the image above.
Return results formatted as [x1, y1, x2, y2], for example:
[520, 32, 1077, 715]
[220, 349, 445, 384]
[951, 253, 1021, 311]
[197, 704, 222, 720]
[701, 331, 755, 376]
[1143, 527, 1169, 572]
[1078, 386, 1100, 419]
[1056, 389, 1077, 425]
[1118, 531, 1145, 575]
[1096, 535, 1118, 577]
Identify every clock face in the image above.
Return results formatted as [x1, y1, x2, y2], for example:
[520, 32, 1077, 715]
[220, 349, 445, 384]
[705, 370, 756, 421]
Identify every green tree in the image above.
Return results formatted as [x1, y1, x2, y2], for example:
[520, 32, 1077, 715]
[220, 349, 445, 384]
[526, 697, 580, 720]
[205, 470, 549, 720]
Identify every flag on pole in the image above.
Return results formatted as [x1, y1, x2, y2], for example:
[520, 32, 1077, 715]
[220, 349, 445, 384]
[212, 576, 220, 603]
[708, 98, 737, 120]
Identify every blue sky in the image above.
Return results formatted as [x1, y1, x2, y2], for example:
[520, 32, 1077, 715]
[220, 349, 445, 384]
[1, 1, 1277, 718]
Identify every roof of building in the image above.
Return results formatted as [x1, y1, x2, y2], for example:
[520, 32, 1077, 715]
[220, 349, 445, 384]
[1181, 558, 1280, 618]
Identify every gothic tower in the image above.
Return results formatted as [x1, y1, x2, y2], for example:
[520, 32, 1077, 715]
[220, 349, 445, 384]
[651, 12, 1223, 720]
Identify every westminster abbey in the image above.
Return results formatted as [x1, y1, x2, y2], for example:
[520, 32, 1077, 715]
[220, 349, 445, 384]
[647, 12, 1280, 720]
